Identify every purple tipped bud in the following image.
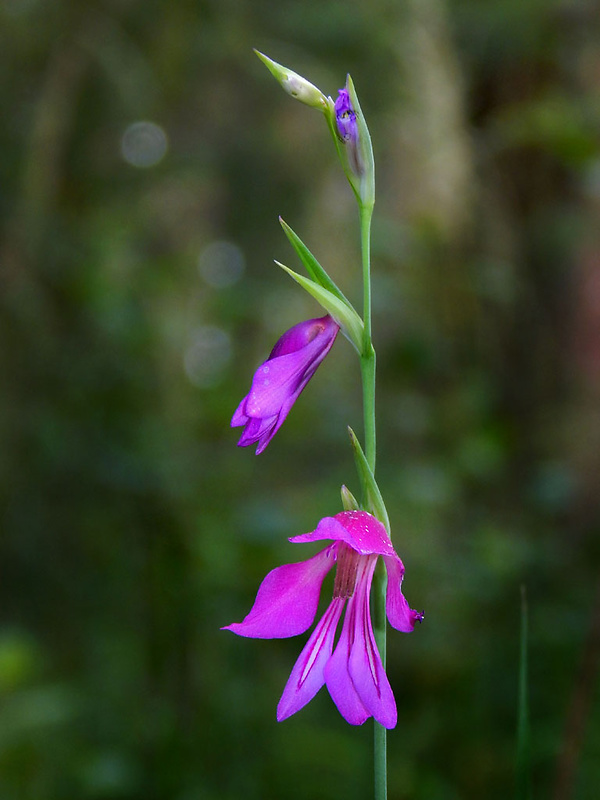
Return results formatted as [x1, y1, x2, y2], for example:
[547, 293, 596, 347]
[334, 86, 362, 178]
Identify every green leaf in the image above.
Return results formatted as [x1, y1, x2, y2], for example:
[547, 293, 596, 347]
[516, 585, 532, 800]
[347, 427, 390, 532]
[274, 261, 364, 353]
[279, 218, 350, 305]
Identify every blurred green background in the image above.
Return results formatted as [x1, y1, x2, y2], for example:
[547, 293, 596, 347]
[2, 0, 599, 798]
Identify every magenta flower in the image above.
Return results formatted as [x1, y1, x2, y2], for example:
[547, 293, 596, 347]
[231, 315, 339, 454]
[223, 510, 423, 728]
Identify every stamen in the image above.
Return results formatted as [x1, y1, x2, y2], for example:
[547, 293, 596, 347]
[333, 543, 360, 599]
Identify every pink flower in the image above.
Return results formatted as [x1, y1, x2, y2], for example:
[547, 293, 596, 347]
[231, 315, 339, 454]
[223, 510, 423, 728]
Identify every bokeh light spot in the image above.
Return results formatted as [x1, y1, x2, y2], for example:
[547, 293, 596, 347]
[184, 326, 232, 388]
[198, 240, 245, 288]
[121, 121, 168, 168]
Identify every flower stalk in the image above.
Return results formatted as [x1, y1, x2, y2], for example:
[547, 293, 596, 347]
[359, 202, 376, 473]
[357, 187, 388, 800]
[225, 52, 423, 800]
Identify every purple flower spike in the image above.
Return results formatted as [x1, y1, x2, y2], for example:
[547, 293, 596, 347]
[223, 510, 423, 728]
[231, 315, 339, 454]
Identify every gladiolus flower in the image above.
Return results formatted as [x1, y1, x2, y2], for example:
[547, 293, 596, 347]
[223, 510, 423, 728]
[231, 315, 339, 454]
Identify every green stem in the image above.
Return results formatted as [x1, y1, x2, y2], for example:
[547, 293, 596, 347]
[358, 201, 386, 800]
[360, 346, 376, 473]
[360, 203, 376, 473]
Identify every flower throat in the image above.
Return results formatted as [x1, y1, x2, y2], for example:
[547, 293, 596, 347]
[333, 543, 361, 598]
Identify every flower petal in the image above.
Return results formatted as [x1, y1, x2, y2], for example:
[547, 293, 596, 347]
[324, 593, 371, 726]
[269, 315, 338, 359]
[325, 599, 371, 725]
[277, 596, 346, 721]
[253, 396, 296, 454]
[236, 414, 277, 450]
[231, 396, 249, 428]
[384, 555, 424, 633]
[348, 558, 397, 729]
[290, 511, 396, 557]
[223, 547, 335, 638]
[230, 316, 339, 454]
[243, 349, 315, 419]
[241, 317, 338, 421]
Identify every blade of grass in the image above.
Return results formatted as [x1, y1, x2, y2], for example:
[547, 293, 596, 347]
[516, 585, 532, 800]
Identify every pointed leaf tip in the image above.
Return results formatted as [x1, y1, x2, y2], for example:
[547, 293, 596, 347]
[347, 427, 390, 532]
[274, 261, 364, 354]
[254, 50, 327, 110]
[278, 218, 350, 305]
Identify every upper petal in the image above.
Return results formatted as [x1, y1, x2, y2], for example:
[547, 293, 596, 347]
[384, 555, 424, 633]
[269, 315, 338, 358]
[222, 547, 335, 639]
[277, 596, 345, 722]
[290, 511, 396, 558]
[242, 318, 338, 420]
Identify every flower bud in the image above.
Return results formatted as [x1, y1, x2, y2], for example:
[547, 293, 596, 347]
[332, 75, 375, 209]
[254, 50, 328, 111]
[340, 485, 360, 511]
[232, 315, 339, 454]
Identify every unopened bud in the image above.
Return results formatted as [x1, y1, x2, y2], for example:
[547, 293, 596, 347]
[340, 485, 360, 511]
[254, 50, 327, 111]
[333, 75, 375, 208]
